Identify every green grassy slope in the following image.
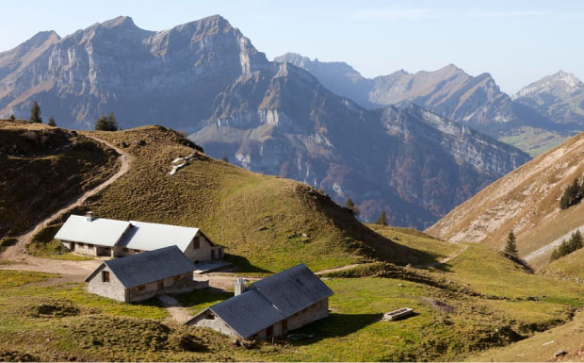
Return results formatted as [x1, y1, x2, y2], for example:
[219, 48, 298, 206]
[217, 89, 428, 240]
[74, 126, 427, 272]
[498, 126, 569, 157]
[543, 245, 584, 280]
[468, 310, 584, 362]
[0, 120, 119, 239]
[3, 236, 583, 362]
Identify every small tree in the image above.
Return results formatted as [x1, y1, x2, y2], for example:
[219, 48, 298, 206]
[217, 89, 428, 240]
[48, 117, 56, 127]
[95, 116, 109, 131]
[8, 114, 15, 121]
[108, 112, 118, 131]
[345, 198, 360, 216]
[95, 112, 119, 131]
[375, 211, 388, 226]
[504, 230, 518, 256]
[29, 101, 42, 123]
[567, 230, 583, 253]
[222, 156, 229, 163]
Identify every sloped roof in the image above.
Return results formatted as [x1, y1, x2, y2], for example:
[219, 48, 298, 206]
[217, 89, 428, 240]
[55, 215, 130, 247]
[188, 264, 333, 338]
[250, 264, 334, 317]
[209, 290, 286, 339]
[117, 220, 199, 253]
[87, 246, 194, 288]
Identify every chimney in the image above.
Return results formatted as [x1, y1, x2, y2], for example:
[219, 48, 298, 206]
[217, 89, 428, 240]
[234, 277, 246, 296]
[86, 211, 95, 222]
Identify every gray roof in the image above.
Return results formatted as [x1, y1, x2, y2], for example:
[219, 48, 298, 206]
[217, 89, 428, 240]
[55, 215, 130, 247]
[86, 246, 194, 288]
[249, 264, 334, 317]
[209, 290, 286, 339]
[190, 264, 333, 338]
[118, 220, 200, 253]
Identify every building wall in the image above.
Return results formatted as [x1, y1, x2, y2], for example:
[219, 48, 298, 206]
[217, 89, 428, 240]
[86, 265, 128, 302]
[188, 310, 237, 337]
[113, 246, 144, 257]
[127, 271, 196, 302]
[62, 240, 96, 256]
[189, 298, 330, 340]
[286, 298, 329, 331]
[183, 233, 224, 263]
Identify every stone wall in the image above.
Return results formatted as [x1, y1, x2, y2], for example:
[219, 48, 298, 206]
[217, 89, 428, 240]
[86, 265, 128, 302]
[189, 298, 330, 340]
[183, 234, 224, 263]
[286, 298, 329, 331]
[127, 272, 196, 302]
[62, 240, 97, 256]
[188, 310, 236, 336]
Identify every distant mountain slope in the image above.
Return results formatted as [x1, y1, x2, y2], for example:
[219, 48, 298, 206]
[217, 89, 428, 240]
[0, 120, 118, 239]
[513, 71, 584, 127]
[426, 131, 584, 263]
[0, 16, 529, 228]
[276, 53, 572, 156]
[189, 60, 529, 227]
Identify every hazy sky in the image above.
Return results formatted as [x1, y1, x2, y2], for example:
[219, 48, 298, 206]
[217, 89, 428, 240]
[1, 0, 583, 94]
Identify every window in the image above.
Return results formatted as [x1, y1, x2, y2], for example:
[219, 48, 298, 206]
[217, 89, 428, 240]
[137, 285, 145, 292]
[193, 236, 200, 249]
[207, 313, 215, 320]
[102, 271, 110, 283]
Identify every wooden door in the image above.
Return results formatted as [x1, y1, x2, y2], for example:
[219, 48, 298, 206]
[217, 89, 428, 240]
[157, 280, 164, 291]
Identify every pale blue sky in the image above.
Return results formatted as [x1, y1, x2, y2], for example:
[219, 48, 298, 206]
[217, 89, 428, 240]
[1, 0, 583, 93]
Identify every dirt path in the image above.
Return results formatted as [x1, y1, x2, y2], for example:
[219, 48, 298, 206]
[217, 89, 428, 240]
[158, 294, 192, 324]
[524, 226, 584, 262]
[0, 135, 131, 279]
[315, 264, 362, 276]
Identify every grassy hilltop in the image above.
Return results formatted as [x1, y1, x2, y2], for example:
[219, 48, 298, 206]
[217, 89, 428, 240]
[0, 120, 119, 239]
[78, 125, 427, 272]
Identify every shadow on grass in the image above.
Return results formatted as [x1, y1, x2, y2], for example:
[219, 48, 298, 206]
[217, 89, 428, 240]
[286, 312, 384, 345]
[425, 262, 453, 272]
[224, 254, 271, 274]
[136, 296, 166, 309]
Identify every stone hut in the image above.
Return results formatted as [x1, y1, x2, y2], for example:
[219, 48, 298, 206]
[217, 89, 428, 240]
[85, 246, 200, 302]
[186, 264, 333, 340]
[55, 213, 224, 263]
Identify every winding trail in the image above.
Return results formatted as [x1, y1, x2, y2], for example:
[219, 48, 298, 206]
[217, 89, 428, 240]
[0, 135, 131, 279]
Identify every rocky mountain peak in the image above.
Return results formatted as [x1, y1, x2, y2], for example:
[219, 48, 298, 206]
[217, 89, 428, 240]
[515, 71, 584, 99]
[100, 16, 137, 29]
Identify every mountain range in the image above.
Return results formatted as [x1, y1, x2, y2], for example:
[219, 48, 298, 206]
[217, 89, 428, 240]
[276, 53, 584, 156]
[0, 15, 532, 228]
